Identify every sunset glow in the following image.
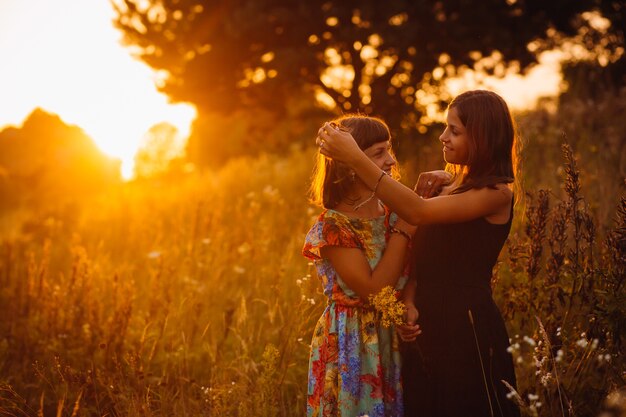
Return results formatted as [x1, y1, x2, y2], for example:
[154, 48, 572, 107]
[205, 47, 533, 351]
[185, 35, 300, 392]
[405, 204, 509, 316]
[0, 1, 566, 180]
[0, 0, 196, 179]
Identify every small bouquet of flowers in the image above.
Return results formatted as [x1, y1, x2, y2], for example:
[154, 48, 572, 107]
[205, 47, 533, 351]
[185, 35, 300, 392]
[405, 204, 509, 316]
[368, 285, 406, 328]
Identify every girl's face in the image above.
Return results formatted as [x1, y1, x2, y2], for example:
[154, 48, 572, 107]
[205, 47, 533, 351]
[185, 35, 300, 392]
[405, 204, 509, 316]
[363, 140, 396, 175]
[439, 107, 470, 165]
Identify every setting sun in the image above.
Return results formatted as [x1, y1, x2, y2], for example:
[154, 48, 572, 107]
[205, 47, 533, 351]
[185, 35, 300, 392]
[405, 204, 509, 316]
[0, 0, 195, 179]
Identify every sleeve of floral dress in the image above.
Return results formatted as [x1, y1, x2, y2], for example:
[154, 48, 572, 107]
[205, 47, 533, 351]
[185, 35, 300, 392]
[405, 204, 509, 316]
[302, 212, 361, 261]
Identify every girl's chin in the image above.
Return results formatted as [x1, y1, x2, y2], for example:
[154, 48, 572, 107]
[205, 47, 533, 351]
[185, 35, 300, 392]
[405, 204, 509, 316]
[443, 152, 459, 165]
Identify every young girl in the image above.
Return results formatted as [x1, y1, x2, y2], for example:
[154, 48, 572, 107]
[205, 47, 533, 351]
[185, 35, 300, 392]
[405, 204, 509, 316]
[318, 90, 521, 417]
[303, 115, 416, 417]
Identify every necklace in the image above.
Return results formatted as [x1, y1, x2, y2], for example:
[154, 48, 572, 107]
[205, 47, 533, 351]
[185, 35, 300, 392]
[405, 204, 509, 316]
[353, 193, 378, 211]
[338, 196, 383, 218]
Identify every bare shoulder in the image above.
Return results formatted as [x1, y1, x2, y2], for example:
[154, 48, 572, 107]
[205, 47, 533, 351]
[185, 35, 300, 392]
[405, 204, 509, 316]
[482, 184, 513, 223]
[463, 185, 512, 215]
[492, 183, 513, 200]
[466, 184, 511, 201]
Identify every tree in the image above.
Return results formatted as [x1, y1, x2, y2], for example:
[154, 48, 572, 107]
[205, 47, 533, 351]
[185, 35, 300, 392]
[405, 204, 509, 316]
[134, 122, 184, 178]
[112, 0, 624, 164]
[0, 109, 121, 209]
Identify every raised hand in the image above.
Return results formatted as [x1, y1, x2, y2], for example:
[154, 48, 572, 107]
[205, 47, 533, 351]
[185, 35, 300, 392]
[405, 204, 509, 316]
[316, 122, 361, 163]
[414, 170, 452, 198]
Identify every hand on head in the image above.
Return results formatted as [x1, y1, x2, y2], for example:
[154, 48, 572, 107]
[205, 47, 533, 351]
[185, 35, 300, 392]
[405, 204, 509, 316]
[316, 122, 361, 163]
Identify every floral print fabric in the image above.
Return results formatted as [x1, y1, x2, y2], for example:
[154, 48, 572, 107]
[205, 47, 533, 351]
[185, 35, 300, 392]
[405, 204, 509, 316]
[303, 208, 406, 417]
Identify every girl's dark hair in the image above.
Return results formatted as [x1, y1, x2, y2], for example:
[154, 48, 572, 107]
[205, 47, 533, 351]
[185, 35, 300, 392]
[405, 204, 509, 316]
[310, 114, 394, 208]
[445, 90, 519, 194]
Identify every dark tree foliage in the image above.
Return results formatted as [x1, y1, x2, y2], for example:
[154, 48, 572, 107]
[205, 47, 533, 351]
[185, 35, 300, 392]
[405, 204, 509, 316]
[111, 0, 624, 164]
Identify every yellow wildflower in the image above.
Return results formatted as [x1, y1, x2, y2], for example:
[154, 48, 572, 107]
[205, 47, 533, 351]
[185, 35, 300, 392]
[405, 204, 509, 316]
[369, 285, 406, 328]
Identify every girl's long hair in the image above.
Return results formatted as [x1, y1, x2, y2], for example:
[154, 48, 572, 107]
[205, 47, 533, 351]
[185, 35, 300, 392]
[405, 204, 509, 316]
[310, 115, 396, 209]
[445, 90, 520, 194]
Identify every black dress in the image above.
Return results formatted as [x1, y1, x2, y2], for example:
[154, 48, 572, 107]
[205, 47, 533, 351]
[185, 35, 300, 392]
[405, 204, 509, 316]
[402, 200, 520, 417]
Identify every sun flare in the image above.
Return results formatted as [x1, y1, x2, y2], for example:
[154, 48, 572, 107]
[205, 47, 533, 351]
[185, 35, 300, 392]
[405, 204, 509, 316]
[0, 0, 195, 179]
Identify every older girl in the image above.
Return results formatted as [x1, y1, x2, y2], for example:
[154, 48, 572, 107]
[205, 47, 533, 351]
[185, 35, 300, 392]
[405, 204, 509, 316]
[318, 90, 520, 417]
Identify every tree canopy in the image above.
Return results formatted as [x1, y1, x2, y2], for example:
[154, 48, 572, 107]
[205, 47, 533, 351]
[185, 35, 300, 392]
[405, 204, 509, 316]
[112, 0, 624, 164]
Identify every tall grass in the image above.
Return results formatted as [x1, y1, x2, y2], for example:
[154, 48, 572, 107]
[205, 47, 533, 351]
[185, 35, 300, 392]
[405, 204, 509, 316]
[498, 142, 624, 416]
[0, 107, 624, 415]
[0, 148, 324, 416]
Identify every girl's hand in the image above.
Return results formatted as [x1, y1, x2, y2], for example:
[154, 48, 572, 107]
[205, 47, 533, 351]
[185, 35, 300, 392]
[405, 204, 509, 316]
[316, 122, 361, 164]
[414, 170, 452, 198]
[397, 303, 421, 342]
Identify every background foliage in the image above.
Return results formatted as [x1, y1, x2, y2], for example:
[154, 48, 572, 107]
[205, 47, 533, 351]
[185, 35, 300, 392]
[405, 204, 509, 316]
[111, 0, 625, 163]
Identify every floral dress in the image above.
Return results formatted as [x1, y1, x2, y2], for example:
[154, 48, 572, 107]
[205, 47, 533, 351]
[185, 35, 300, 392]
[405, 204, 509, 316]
[303, 208, 406, 417]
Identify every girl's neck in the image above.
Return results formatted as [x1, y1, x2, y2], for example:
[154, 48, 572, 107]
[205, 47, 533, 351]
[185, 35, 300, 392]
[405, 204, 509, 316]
[334, 186, 385, 219]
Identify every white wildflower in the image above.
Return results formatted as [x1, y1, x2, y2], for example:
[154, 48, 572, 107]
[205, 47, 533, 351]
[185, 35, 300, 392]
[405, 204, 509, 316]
[555, 349, 564, 362]
[263, 185, 279, 198]
[540, 373, 552, 387]
[507, 342, 520, 353]
[237, 242, 251, 255]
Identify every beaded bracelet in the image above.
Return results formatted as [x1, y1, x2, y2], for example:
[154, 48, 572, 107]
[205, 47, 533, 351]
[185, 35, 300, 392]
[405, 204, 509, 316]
[389, 226, 412, 241]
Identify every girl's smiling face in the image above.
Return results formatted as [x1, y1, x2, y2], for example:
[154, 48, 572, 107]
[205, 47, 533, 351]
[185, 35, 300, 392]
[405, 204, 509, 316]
[439, 107, 470, 165]
[363, 140, 396, 175]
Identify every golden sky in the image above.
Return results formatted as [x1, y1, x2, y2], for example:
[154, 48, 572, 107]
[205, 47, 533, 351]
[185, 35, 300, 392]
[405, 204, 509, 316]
[0, 1, 564, 179]
[0, 0, 195, 179]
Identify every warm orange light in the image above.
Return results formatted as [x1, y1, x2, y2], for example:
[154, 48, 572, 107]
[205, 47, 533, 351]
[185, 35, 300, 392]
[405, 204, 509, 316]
[0, 0, 195, 180]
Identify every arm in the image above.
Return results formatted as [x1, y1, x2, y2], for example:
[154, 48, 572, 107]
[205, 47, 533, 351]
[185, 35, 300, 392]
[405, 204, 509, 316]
[318, 124, 511, 225]
[320, 231, 412, 301]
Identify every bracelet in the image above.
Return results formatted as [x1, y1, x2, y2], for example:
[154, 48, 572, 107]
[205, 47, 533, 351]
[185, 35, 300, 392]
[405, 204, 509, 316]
[390, 226, 412, 241]
[353, 171, 389, 211]
[373, 170, 388, 193]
